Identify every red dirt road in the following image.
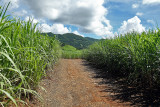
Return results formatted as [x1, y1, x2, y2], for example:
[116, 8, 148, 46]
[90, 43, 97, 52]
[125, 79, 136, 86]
[33, 59, 130, 107]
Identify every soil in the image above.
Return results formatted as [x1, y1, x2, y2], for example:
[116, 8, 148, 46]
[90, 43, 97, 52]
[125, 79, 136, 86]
[30, 59, 130, 107]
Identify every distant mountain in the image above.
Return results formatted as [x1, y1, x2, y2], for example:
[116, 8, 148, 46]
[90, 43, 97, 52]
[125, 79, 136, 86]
[44, 32, 99, 49]
[85, 37, 98, 42]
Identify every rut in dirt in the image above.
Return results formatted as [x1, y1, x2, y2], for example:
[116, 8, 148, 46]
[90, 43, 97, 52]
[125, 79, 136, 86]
[33, 59, 130, 107]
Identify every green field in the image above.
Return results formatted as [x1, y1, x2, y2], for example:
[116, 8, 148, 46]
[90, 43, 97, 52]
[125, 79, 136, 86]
[62, 45, 83, 59]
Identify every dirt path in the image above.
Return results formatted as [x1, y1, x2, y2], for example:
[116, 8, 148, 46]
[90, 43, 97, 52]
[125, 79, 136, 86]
[32, 59, 130, 107]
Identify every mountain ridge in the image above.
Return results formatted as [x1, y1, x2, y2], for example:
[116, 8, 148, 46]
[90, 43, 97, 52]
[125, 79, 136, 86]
[43, 32, 99, 49]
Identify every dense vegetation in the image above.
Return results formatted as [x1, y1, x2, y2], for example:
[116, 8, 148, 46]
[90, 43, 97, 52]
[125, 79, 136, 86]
[2, 1, 160, 106]
[45, 32, 98, 49]
[0, 3, 61, 106]
[62, 45, 83, 59]
[84, 30, 160, 104]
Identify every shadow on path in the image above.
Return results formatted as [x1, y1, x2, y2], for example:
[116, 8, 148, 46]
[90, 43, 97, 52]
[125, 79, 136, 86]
[82, 60, 160, 106]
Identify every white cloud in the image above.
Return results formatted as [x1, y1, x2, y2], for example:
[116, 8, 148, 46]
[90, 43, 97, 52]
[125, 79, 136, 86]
[25, 16, 39, 24]
[39, 24, 51, 33]
[143, 0, 160, 4]
[13, 10, 27, 17]
[25, 16, 46, 24]
[104, 32, 116, 39]
[136, 12, 143, 16]
[3, 0, 19, 9]
[118, 16, 145, 34]
[147, 20, 155, 25]
[114, 32, 118, 36]
[73, 31, 84, 37]
[22, 0, 113, 38]
[132, 4, 139, 8]
[84, 16, 114, 38]
[106, 0, 134, 3]
[40, 24, 70, 34]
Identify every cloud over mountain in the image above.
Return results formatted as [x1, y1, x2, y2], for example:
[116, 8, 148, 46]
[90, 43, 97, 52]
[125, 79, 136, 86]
[40, 24, 70, 34]
[22, 0, 113, 37]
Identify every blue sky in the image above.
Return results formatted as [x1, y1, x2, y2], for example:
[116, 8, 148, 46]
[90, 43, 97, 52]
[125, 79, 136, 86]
[2, 0, 160, 39]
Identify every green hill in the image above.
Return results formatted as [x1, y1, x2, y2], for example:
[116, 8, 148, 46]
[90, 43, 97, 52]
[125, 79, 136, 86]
[44, 32, 99, 49]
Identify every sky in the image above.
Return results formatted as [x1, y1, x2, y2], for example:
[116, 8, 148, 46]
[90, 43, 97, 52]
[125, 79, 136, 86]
[2, 0, 160, 39]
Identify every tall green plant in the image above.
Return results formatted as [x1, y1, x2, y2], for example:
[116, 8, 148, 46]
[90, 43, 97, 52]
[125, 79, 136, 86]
[0, 3, 61, 106]
[84, 30, 160, 88]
